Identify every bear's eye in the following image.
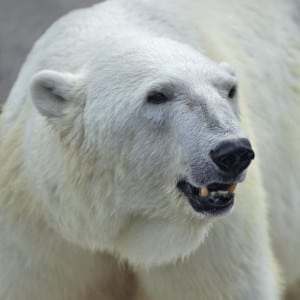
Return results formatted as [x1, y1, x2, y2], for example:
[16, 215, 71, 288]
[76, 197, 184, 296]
[228, 85, 237, 99]
[147, 91, 170, 104]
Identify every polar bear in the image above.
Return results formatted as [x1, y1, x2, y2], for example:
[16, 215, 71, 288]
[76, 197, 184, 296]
[0, 0, 299, 299]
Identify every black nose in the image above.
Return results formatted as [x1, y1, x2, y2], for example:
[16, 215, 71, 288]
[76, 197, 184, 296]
[210, 138, 255, 176]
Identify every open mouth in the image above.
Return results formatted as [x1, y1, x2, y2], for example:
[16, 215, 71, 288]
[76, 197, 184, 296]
[177, 181, 237, 216]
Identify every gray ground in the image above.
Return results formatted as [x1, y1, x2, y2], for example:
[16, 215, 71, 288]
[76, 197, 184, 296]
[0, 0, 99, 105]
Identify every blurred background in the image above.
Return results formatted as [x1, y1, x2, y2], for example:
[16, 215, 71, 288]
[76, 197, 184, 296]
[0, 0, 100, 105]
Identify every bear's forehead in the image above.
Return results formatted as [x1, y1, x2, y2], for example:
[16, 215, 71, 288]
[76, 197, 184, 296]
[106, 36, 211, 67]
[91, 36, 232, 88]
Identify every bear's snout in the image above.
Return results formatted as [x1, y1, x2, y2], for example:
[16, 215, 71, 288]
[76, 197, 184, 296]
[209, 138, 255, 176]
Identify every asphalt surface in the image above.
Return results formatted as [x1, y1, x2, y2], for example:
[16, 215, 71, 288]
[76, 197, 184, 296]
[0, 0, 99, 105]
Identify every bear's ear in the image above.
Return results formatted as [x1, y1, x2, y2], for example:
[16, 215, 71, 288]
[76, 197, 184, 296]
[30, 70, 85, 118]
[219, 62, 237, 77]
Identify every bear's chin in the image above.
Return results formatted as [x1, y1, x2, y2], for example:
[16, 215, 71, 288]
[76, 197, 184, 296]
[46, 197, 212, 268]
[112, 217, 212, 268]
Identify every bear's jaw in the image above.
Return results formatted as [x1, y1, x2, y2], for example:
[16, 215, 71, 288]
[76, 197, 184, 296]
[177, 181, 237, 216]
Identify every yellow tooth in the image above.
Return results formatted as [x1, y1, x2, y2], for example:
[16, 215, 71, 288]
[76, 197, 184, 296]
[200, 186, 209, 198]
[228, 183, 238, 194]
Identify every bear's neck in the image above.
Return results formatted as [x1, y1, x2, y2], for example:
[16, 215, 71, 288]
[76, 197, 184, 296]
[0, 108, 146, 300]
[0, 110, 44, 223]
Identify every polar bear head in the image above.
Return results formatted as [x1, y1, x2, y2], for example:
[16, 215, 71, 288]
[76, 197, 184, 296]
[28, 36, 254, 267]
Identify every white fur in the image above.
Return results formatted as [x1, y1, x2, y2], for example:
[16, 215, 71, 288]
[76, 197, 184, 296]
[1, 0, 299, 299]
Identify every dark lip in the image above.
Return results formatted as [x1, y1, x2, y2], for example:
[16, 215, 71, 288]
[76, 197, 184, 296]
[177, 180, 235, 216]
